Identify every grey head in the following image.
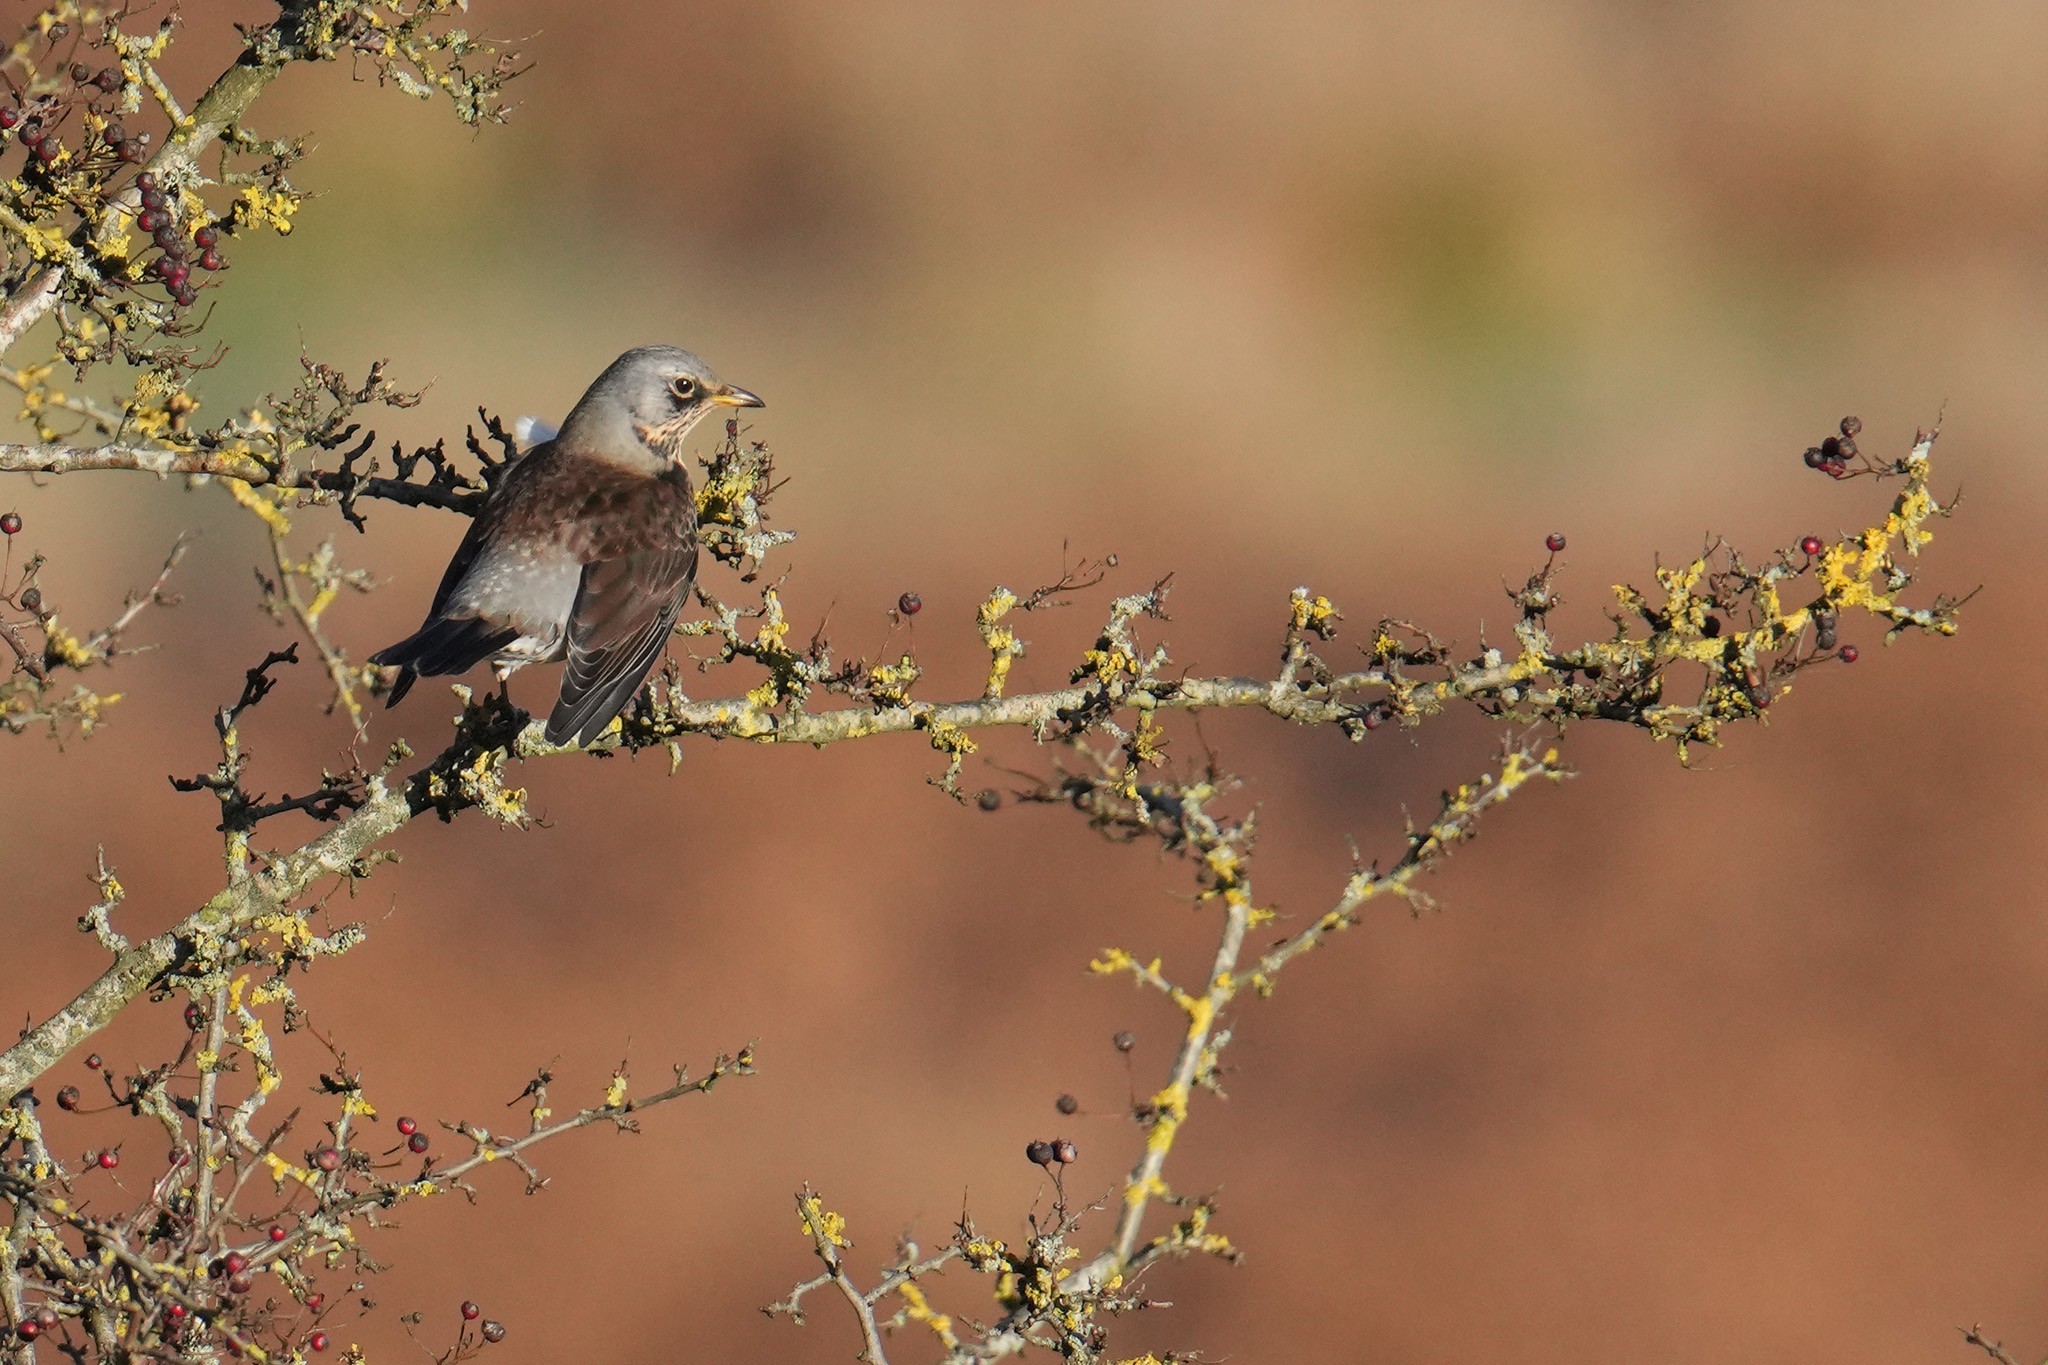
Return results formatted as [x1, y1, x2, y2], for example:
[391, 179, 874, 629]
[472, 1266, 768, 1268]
[554, 344, 764, 472]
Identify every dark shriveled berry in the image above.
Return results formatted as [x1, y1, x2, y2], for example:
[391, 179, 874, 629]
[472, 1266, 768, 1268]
[56, 1085, 78, 1109]
[1815, 628, 1838, 651]
[1025, 1140, 1056, 1166]
[1112, 1030, 1135, 1053]
[170, 283, 196, 308]
[1803, 446, 1828, 469]
[897, 592, 922, 616]
[1055, 1093, 1078, 1115]
[69, 63, 90, 83]
[137, 208, 164, 232]
[1052, 1138, 1077, 1164]
[408, 1132, 429, 1154]
[153, 225, 182, 253]
[184, 1001, 205, 1031]
[480, 1321, 506, 1344]
[94, 68, 122, 93]
[103, 123, 125, 145]
[115, 139, 142, 163]
[32, 1308, 54, 1330]
[976, 788, 1000, 812]
[1840, 415, 1861, 437]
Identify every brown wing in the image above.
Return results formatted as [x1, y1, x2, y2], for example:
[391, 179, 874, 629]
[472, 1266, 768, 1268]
[544, 514, 699, 747]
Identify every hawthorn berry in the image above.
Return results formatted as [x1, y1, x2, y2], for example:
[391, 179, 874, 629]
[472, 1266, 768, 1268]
[269, 1225, 288, 1242]
[103, 123, 125, 145]
[1052, 1138, 1077, 1164]
[314, 1147, 343, 1172]
[115, 139, 142, 163]
[897, 591, 922, 616]
[137, 208, 164, 232]
[1839, 644, 1860, 663]
[170, 283, 196, 308]
[194, 224, 218, 249]
[1025, 1139, 1055, 1166]
[0, 109, 17, 130]
[163, 263, 190, 288]
[1841, 415, 1862, 436]
[152, 225, 182, 253]
[480, 1321, 506, 1344]
[1, 511, 21, 535]
[34, 139, 59, 163]
[976, 788, 1000, 812]
[96, 1149, 118, 1169]
[222, 1252, 247, 1276]
[84, 1053, 100, 1069]
[309, 1331, 330, 1352]
[407, 1132, 429, 1154]
[184, 1001, 205, 1031]
[198, 249, 223, 271]
[68, 63, 90, 83]
[461, 1302, 481, 1321]
[33, 1308, 54, 1330]
[56, 1085, 78, 1109]
[167, 1304, 187, 1320]
[93, 68, 121, 93]
[17, 1321, 38, 1341]
[395, 1116, 418, 1136]
[1112, 1030, 1135, 1053]
[1055, 1093, 1078, 1115]
[1545, 532, 1566, 553]
[135, 172, 156, 191]
[1799, 536, 1823, 557]
[227, 1271, 254, 1295]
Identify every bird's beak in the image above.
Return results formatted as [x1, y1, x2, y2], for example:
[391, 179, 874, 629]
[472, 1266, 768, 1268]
[712, 384, 765, 409]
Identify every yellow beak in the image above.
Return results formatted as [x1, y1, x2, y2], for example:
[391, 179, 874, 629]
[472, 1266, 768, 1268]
[712, 385, 765, 409]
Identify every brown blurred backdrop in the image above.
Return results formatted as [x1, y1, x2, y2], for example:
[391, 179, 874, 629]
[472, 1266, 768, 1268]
[5, 2, 2047, 1361]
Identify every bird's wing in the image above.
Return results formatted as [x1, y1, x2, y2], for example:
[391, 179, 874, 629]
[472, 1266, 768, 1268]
[545, 537, 699, 747]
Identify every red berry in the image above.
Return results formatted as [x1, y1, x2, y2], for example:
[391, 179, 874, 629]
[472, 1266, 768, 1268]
[34, 139, 59, 163]
[17, 1321, 38, 1341]
[268, 1224, 288, 1242]
[32, 1309, 54, 1329]
[314, 1147, 343, 1172]
[167, 1303, 187, 1319]
[0, 109, 16, 130]
[897, 592, 922, 616]
[55, 1086, 79, 1110]
[0, 512, 20, 535]
[68, 63, 90, 83]
[227, 1271, 253, 1295]
[135, 172, 156, 191]
[1839, 644, 1859, 663]
[162, 263, 189, 288]
[395, 1116, 418, 1136]
[1545, 532, 1566, 553]
[309, 1331, 330, 1352]
[184, 1002, 205, 1031]
[96, 1149, 118, 1169]
[84, 1053, 100, 1069]
[1799, 536, 1823, 557]
[407, 1132, 429, 1154]
[94, 68, 121, 93]
[1052, 1138, 1077, 1164]
[193, 225, 218, 249]
[115, 139, 142, 163]
[198, 249, 222, 271]
[461, 1301, 480, 1321]
[223, 1252, 247, 1276]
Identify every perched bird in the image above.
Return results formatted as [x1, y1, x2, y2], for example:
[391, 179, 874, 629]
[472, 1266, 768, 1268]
[371, 345, 763, 747]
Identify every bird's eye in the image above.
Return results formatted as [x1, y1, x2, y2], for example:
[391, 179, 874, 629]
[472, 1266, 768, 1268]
[669, 375, 699, 402]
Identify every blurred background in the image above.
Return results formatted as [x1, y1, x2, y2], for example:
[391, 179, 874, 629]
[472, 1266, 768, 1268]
[4, 2, 2046, 1360]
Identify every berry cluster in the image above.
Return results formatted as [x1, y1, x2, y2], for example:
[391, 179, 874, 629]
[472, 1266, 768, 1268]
[1803, 415, 1863, 478]
[133, 171, 225, 310]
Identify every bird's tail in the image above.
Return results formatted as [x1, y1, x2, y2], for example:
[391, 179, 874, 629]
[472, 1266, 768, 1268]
[369, 617, 519, 709]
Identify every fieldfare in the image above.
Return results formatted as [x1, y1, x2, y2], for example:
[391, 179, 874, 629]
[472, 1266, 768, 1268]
[371, 345, 763, 746]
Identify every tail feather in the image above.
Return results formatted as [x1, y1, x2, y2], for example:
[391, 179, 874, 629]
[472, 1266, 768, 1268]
[370, 617, 520, 708]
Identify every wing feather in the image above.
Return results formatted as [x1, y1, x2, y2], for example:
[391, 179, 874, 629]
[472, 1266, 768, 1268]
[544, 540, 699, 746]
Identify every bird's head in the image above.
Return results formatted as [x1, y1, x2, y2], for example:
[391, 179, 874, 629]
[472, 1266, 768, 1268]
[556, 344, 763, 471]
